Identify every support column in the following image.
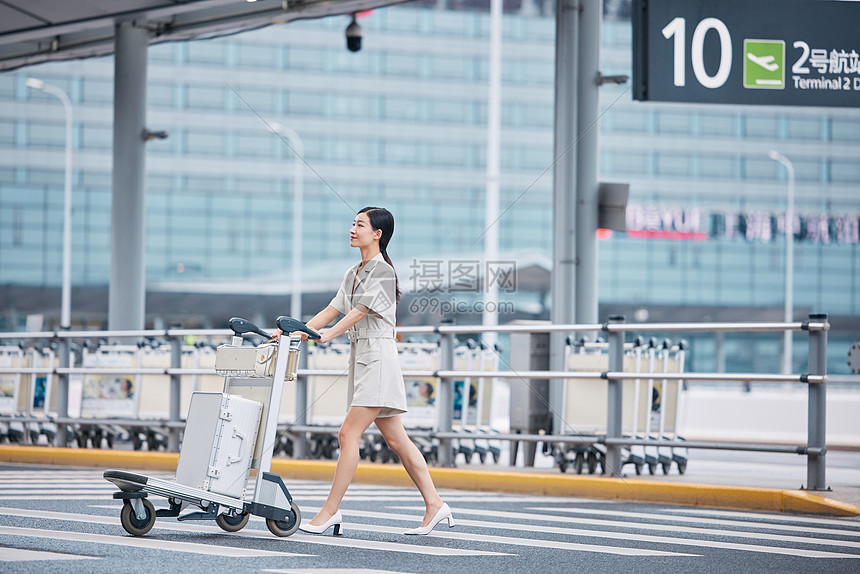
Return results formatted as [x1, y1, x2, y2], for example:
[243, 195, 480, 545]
[109, 22, 148, 331]
[437, 329, 455, 467]
[806, 313, 828, 491]
[549, 0, 579, 434]
[605, 315, 625, 476]
[168, 333, 182, 452]
[574, 0, 602, 325]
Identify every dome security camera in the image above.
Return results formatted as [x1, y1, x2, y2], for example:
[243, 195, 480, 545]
[346, 15, 362, 52]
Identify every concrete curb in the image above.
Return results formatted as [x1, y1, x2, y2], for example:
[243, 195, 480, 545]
[2, 446, 858, 517]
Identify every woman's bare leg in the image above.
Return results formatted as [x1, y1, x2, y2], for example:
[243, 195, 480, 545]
[375, 415, 444, 526]
[309, 406, 381, 525]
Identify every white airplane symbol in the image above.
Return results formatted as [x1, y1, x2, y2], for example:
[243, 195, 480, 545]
[747, 53, 779, 72]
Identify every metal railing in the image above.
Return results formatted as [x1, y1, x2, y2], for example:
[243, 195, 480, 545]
[0, 313, 832, 490]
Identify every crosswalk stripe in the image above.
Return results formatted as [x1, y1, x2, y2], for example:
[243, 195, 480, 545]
[527, 506, 860, 538]
[661, 507, 860, 529]
[0, 507, 508, 557]
[382, 507, 860, 558]
[0, 547, 98, 562]
[0, 525, 309, 558]
[327, 520, 697, 557]
[264, 570, 415, 574]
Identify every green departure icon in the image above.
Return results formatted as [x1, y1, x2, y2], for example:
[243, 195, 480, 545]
[744, 39, 785, 89]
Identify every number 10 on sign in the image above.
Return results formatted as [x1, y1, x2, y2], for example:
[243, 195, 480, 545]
[662, 17, 733, 89]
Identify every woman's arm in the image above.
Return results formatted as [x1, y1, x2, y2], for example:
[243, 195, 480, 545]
[316, 304, 369, 344]
[305, 306, 340, 333]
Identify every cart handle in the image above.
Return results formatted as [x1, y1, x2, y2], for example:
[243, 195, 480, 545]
[276, 316, 321, 340]
[227, 317, 270, 339]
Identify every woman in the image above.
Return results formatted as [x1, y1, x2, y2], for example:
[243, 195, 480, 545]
[292, 206, 453, 536]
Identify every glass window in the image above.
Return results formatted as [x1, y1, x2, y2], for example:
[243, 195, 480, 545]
[287, 46, 326, 71]
[235, 132, 274, 158]
[286, 91, 324, 115]
[429, 143, 469, 167]
[0, 74, 15, 98]
[831, 160, 860, 183]
[238, 43, 277, 69]
[831, 118, 860, 143]
[82, 78, 113, 104]
[383, 141, 421, 165]
[331, 93, 377, 118]
[657, 111, 692, 134]
[429, 99, 471, 124]
[430, 54, 473, 80]
[28, 122, 66, 148]
[384, 52, 422, 77]
[522, 58, 554, 85]
[522, 103, 553, 128]
[188, 40, 225, 65]
[81, 125, 112, 150]
[605, 150, 650, 175]
[235, 87, 277, 114]
[148, 83, 174, 108]
[700, 113, 735, 137]
[149, 42, 175, 63]
[0, 120, 13, 144]
[607, 109, 649, 132]
[744, 115, 779, 139]
[744, 158, 778, 180]
[787, 117, 821, 140]
[656, 154, 692, 177]
[383, 96, 424, 121]
[186, 131, 224, 155]
[187, 85, 225, 110]
[700, 155, 735, 179]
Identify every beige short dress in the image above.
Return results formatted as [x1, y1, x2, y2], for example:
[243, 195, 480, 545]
[329, 253, 407, 417]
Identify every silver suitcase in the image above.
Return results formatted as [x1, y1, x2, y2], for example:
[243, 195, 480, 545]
[175, 392, 263, 499]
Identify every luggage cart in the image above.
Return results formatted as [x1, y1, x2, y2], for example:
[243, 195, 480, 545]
[104, 316, 318, 537]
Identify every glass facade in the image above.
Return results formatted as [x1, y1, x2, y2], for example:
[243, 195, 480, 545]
[0, 3, 857, 372]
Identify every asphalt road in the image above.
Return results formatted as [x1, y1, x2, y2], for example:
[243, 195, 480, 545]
[0, 463, 859, 574]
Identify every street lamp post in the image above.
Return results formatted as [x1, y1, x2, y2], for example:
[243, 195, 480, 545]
[270, 123, 304, 321]
[769, 150, 795, 375]
[27, 78, 73, 329]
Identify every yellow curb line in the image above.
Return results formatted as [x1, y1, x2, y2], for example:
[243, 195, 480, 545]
[2, 446, 858, 517]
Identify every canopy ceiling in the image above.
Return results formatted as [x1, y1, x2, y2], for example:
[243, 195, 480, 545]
[0, 0, 409, 72]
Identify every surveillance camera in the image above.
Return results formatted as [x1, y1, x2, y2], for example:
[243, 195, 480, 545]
[346, 15, 362, 52]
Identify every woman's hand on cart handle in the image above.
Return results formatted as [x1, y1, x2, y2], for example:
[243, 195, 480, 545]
[276, 316, 321, 341]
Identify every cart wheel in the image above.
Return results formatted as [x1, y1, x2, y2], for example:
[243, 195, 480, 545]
[661, 461, 671, 475]
[648, 462, 657, 475]
[216, 512, 250, 533]
[478, 452, 486, 464]
[677, 460, 687, 475]
[120, 499, 156, 536]
[492, 450, 500, 463]
[573, 452, 584, 474]
[558, 459, 567, 473]
[634, 463, 643, 475]
[266, 502, 301, 537]
[586, 451, 597, 474]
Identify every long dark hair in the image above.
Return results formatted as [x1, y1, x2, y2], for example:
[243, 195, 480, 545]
[359, 206, 401, 304]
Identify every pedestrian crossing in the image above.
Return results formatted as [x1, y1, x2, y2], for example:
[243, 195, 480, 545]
[0, 467, 859, 570]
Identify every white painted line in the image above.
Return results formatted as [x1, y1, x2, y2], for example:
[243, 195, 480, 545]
[264, 570, 414, 574]
[0, 495, 111, 501]
[526, 506, 860, 539]
[413, 507, 860, 558]
[0, 507, 507, 557]
[659, 507, 860, 529]
[0, 547, 98, 562]
[0, 525, 307, 558]
[338, 520, 697, 557]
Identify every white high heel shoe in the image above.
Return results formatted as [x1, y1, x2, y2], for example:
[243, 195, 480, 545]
[298, 511, 343, 535]
[404, 503, 454, 535]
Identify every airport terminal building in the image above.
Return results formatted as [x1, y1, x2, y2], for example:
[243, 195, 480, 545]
[0, 1, 858, 373]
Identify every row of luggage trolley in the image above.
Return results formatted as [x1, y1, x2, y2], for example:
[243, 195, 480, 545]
[0, 328, 691, 477]
[306, 339, 504, 466]
[552, 336, 689, 475]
